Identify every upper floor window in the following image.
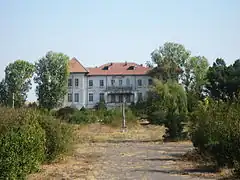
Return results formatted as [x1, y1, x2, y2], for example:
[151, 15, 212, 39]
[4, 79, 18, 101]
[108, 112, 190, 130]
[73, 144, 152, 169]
[111, 79, 115, 86]
[68, 93, 72, 102]
[119, 79, 123, 86]
[75, 79, 79, 87]
[89, 80, 93, 87]
[68, 79, 72, 87]
[126, 78, 130, 86]
[89, 93, 93, 102]
[100, 80, 104, 87]
[137, 79, 142, 87]
[74, 93, 79, 102]
[148, 79, 153, 86]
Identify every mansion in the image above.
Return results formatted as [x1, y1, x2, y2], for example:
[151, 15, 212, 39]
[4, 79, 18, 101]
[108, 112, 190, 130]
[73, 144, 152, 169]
[64, 58, 152, 109]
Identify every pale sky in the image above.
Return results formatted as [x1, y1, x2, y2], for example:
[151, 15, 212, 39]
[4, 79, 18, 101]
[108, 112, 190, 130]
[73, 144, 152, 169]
[0, 0, 239, 101]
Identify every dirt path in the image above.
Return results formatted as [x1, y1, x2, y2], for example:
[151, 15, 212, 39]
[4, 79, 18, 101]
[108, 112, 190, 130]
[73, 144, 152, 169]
[86, 141, 216, 180]
[29, 124, 219, 180]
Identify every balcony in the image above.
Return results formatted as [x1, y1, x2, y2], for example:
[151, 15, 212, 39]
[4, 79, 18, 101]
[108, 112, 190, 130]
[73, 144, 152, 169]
[106, 86, 133, 94]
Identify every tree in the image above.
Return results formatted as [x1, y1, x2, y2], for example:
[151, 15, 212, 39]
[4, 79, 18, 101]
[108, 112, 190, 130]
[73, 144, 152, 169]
[0, 79, 8, 106]
[147, 79, 187, 139]
[34, 51, 70, 110]
[183, 56, 209, 93]
[227, 59, 240, 99]
[4, 60, 35, 107]
[206, 58, 229, 100]
[149, 42, 191, 81]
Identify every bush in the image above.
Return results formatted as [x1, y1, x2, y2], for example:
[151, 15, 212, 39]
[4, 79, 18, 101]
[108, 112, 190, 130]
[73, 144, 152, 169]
[0, 108, 46, 179]
[99, 108, 137, 127]
[56, 106, 78, 121]
[147, 80, 188, 140]
[37, 114, 73, 162]
[68, 107, 137, 127]
[0, 107, 74, 179]
[69, 109, 98, 124]
[188, 99, 240, 171]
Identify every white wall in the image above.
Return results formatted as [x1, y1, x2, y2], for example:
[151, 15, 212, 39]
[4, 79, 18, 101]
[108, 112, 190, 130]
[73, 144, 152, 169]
[64, 73, 87, 109]
[63, 74, 152, 109]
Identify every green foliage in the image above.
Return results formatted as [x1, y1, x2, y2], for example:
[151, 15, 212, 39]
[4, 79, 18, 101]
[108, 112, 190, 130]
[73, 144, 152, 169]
[149, 42, 190, 81]
[35, 51, 70, 110]
[183, 56, 209, 94]
[4, 60, 35, 107]
[188, 99, 240, 170]
[206, 58, 240, 100]
[61, 107, 137, 127]
[37, 114, 73, 162]
[147, 79, 187, 139]
[69, 109, 98, 124]
[0, 107, 73, 179]
[0, 79, 8, 106]
[94, 100, 107, 110]
[56, 106, 78, 121]
[0, 108, 45, 179]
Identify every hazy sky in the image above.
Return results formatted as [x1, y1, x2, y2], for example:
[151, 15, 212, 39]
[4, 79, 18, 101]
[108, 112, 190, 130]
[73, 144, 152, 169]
[0, 0, 239, 101]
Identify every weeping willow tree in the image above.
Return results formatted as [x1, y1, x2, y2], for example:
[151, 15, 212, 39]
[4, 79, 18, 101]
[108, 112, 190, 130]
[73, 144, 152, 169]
[147, 79, 187, 139]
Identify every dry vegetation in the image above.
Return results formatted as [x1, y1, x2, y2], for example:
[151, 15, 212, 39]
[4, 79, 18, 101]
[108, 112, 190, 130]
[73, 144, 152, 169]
[28, 123, 165, 180]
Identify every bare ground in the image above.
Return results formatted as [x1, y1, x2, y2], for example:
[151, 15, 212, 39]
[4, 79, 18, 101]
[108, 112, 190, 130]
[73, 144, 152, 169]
[28, 124, 230, 180]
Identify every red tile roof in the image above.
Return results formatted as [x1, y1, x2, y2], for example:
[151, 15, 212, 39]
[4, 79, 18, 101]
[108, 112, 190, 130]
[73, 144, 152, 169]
[87, 62, 151, 76]
[69, 57, 88, 73]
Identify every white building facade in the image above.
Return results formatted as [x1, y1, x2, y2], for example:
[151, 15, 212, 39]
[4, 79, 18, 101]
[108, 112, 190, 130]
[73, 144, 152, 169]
[64, 58, 152, 109]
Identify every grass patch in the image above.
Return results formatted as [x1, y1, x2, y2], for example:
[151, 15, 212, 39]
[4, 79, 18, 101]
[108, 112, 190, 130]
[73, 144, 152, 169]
[73, 123, 166, 143]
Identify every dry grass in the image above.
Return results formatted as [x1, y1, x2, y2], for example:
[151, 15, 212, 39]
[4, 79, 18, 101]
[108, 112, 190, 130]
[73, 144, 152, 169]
[28, 123, 165, 180]
[175, 149, 234, 179]
[73, 123, 166, 143]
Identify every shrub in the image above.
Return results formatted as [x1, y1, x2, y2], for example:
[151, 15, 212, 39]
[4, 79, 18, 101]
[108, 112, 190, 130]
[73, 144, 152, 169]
[69, 110, 98, 124]
[37, 114, 73, 162]
[56, 106, 78, 121]
[147, 80, 188, 140]
[188, 99, 240, 171]
[0, 108, 46, 179]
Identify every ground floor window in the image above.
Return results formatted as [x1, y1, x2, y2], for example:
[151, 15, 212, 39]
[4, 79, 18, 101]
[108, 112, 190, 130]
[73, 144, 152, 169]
[89, 93, 93, 102]
[99, 93, 104, 101]
[68, 93, 72, 102]
[74, 93, 79, 102]
[137, 93, 143, 101]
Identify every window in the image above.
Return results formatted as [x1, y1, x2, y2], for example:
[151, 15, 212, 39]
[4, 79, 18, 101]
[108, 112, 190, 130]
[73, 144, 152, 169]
[89, 80, 93, 87]
[102, 66, 109, 70]
[126, 78, 130, 86]
[74, 93, 79, 102]
[99, 93, 104, 101]
[137, 93, 143, 101]
[75, 79, 79, 87]
[137, 79, 142, 87]
[68, 93, 72, 102]
[148, 79, 153, 86]
[100, 80, 104, 87]
[127, 66, 135, 70]
[89, 93, 93, 102]
[126, 95, 131, 103]
[111, 79, 115, 86]
[119, 79, 123, 86]
[110, 94, 115, 103]
[68, 79, 72, 87]
[119, 95, 123, 103]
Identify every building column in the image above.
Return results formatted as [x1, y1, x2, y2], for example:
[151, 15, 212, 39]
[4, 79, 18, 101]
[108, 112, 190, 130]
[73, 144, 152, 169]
[104, 92, 108, 103]
[134, 92, 138, 104]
